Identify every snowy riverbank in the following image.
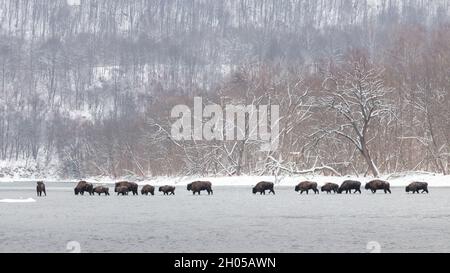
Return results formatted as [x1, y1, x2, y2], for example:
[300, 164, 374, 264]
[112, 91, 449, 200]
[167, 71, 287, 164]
[1, 172, 449, 187]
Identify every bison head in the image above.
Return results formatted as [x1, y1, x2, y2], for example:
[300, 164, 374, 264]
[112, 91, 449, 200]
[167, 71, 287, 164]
[364, 183, 370, 190]
[187, 183, 192, 191]
[405, 186, 410, 192]
[252, 187, 257, 194]
[294, 185, 300, 192]
[74, 188, 79, 195]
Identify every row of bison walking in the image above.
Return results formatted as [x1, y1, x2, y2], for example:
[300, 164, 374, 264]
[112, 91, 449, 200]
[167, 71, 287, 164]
[253, 180, 428, 195]
[72, 181, 206, 196]
[36, 180, 429, 196]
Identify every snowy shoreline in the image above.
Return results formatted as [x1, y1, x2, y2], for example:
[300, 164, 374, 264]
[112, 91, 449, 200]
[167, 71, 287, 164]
[1, 172, 449, 187]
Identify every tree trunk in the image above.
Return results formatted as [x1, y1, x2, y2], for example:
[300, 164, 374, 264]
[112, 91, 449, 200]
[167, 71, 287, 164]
[361, 145, 380, 177]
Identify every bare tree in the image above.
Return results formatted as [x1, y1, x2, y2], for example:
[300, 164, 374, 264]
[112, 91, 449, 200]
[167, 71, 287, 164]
[318, 58, 394, 177]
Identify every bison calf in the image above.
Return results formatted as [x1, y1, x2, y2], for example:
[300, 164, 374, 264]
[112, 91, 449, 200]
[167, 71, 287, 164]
[159, 185, 175, 195]
[93, 186, 110, 196]
[141, 185, 155, 196]
[187, 181, 213, 195]
[117, 186, 129, 196]
[321, 183, 339, 194]
[365, 180, 391, 194]
[295, 181, 319, 194]
[406, 182, 429, 194]
[252, 182, 275, 195]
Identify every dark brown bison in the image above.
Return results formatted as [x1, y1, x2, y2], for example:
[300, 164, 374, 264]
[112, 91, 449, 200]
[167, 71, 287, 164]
[406, 182, 429, 194]
[114, 181, 138, 195]
[74, 181, 94, 195]
[321, 183, 339, 194]
[187, 181, 213, 195]
[252, 182, 275, 195]
[36, 181, 46, 197]
[337, 180, 361, 194]
[141, 185, 155, 196]
[365, 180, 391, 194]
[295, 181, 319, 194]
[159, 185, 175, 195]
[93, 186, 109, 196]
[116, 186, 129, 196]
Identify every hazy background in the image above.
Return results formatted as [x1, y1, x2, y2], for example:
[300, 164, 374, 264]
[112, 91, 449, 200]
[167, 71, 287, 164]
[0, 0, 449, 179]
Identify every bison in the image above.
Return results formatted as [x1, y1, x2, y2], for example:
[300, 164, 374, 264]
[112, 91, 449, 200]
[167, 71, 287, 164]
[337, 180, 361, 194]
[321, 183, 339, 194]
[141, 185, 155, 196]
[159, 185, 175, 195]
[114, 181, 138, 195]
[295, 181, 319, 194]
[365, 180, 391, 194]
[36, 181, 46, 197]
[187, 181, 213, 195]
[252, 182, 275, 195]
[74, 181, 94, 195]
[93, 186, 110, 196]
[116, 186, 129, 196]
[406, 182, 429, 194]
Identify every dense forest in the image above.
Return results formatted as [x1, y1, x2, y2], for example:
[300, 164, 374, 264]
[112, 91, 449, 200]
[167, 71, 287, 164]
[0, 0, 449, 178]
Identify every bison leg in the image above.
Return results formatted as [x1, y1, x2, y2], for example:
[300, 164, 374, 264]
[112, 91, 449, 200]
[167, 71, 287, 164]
[270, 189, 275, 195]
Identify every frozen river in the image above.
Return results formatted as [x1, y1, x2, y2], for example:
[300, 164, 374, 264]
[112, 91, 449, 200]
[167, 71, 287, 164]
[1, 181, 450, 253]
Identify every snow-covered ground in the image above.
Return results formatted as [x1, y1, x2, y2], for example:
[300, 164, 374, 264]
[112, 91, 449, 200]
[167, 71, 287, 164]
[0, 198, 36, 203]
[1, 170, 449, 188]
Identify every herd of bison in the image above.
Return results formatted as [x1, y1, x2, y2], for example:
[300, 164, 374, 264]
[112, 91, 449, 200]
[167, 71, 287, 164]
[34, 179, 430, 197]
